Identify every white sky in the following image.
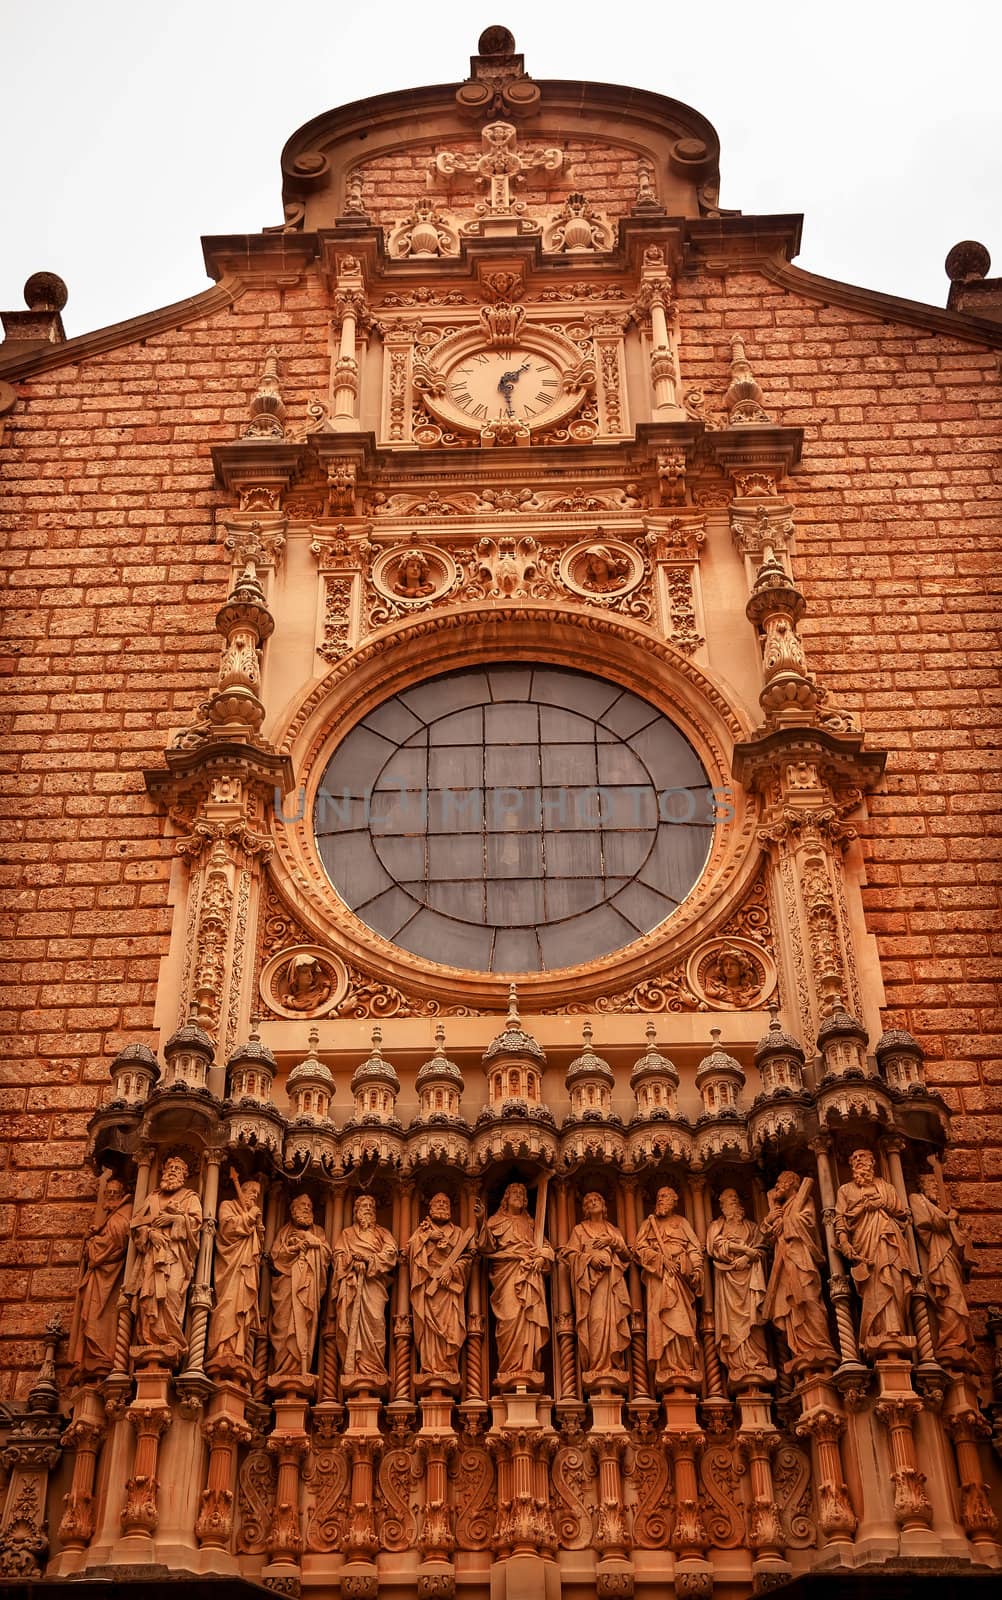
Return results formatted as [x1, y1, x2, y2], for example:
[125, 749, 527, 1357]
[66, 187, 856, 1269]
[3, 0, 1000, 338]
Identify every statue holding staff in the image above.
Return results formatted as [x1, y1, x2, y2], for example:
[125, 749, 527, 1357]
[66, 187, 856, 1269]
[207, 1168, 264, 1379]
[475, 1178, 554, 1388]
[127, 1155, 202, 1366]
[634, 1186, 703, 1387]
[407, 1192, 474, 1386]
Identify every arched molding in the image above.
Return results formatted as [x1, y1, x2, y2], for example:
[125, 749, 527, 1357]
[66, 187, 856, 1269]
[268, 602, 763, 1010]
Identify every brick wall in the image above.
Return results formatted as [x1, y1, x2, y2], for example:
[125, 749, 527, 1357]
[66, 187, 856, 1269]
[0, 279, 330, 1395]
[679, 269, 1002, 1301]
[1, 264, 999, 1392]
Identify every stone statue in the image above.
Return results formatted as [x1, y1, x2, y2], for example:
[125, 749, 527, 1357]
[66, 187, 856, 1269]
[562, 1191, 632, 1387]
[475, 1181, 554, 1388]
[127, 1156, 203, 1365]
[329, 1194, 398, 1391]
[760, 1172, 837, 1373]
[634, 1186, 703, 1388]
[206, 1169, 264, 1379]
[834, 1149, 914, 1354]
[910, 1174, 976, 1367]
[268, 1193, 331, 1386]
[706, 1189, 774, 1387]
[69, 1175, 133, 1379]
[407, 1192, 474, 1387]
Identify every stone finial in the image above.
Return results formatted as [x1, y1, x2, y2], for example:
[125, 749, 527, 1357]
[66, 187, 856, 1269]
[226, 1024, 277, 1103]
[162, 1005, 215, 1092]
[944, 239, 1002, 321]
[204, 559, 275, 734]
[110, 1040, 160, 1107]
[352, 1023, 401, 1121]
[242, 348, 287, 440]
[875, 1027, 927, 1093]
[1, 270, 68, 347]
[416, 1023, 465, 1119]
[695, 1026, 746, 1116]
[26, 1318, 63, 1413]
[24, 272, 68, 313]
[723, 335, 771, 424]
[457, 26, 541, 119]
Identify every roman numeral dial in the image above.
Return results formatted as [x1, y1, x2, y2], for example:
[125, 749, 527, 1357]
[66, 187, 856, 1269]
[444, 348, 563, 426]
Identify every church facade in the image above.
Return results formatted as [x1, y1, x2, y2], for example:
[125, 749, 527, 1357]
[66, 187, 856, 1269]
[1, 26, 1001, 1599]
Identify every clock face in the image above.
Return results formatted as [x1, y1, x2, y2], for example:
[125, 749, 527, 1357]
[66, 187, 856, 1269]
[445, 347, 564, 427]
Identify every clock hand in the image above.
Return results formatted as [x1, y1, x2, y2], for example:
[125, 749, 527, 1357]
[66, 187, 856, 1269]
[497, 361, 531, 408]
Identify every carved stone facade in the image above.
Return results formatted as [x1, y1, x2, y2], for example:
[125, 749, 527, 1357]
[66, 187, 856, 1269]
[1, 24, 1001, 1600]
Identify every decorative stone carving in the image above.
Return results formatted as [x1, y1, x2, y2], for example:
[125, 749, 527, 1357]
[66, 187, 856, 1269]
[834, 1149, 915, 1355]
[559, 538, 642, 601]
[261, 944, 348, 1019]
[242, 348, 287, 440]
[330, 1194, 398, 1391]
[207, 1170, 265, 1380]
[371, 545, 457, 611]
[542, 193, 614, 253]
[268, 1193, 332, 1389]
[634, 1187, 703, 1388]
[910, 1175, 976, 1369]
[706, 1191, 774, 1388]
[688, 938, 773, 1011]
[476, 1181, 554, 1388]
[430, 120, 563, 224]
[387, 199, 460, 259]
[563, 1192, 632, 1388]
[408, 1192, 475, 1387]
[68, 1176, 133, 1379]
[127, 1156, 203, 1366]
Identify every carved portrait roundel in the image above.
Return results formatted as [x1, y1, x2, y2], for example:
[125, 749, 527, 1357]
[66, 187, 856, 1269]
[314, 663, 715, 974]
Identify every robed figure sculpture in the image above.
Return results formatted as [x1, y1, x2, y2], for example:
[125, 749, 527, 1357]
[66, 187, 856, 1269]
[634, 1186, 703, 1388]
[476, 1181, 554, 1388]
[834, 1148, 914, 1354]
[760, 1172, 837, 1373]
[407, 1192, 475, 1388]
[207, 1170, 264, 1379]
[706, 1188, 774, 1387]
[910, 1173, 976, 1368]
[329, 1194, 398, 1391]
[562, 1191, 632, 1387]
[127, 1155, 202, 1365]
[268, 1192, 331, 1386]
[69, 1175, 133, 1379]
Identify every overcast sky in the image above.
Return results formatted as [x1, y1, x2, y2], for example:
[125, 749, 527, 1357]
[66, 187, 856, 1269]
[3, 1, 999, 338]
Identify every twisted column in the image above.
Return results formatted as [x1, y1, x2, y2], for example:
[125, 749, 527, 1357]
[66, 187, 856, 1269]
[810, 1136, 867, 1395]
[180, 1147, 224, 1390]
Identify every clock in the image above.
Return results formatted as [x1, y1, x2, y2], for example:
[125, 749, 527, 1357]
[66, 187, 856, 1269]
[413, 321, 590, 440]
[446, 347, 563, 427]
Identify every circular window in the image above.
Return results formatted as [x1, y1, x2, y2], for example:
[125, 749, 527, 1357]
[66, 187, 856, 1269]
[314, 665, 714, 973]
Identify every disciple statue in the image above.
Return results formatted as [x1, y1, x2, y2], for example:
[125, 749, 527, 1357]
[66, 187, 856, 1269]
[475, 1181, 554, 1388]
[909, 1174, 976, 1367]
[206, 1170, 265, 1379]
[69, 1175, 133, 1379]
[407, 1192, 474, 1387]
[634, 1187, 703, 1388]
[329, 1194, 398, 1391]
[562, 1191, 632, 1387]
[127, 1155, 203, 1365]
[834, 1149, 914, 1354]
[706, 1189, 774, 1387]
[760, 1172, 837, 1373]
[268, 1193, 332, 1386]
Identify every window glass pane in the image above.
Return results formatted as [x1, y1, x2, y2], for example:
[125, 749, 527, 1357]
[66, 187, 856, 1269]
[316, 663, 711, 971]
